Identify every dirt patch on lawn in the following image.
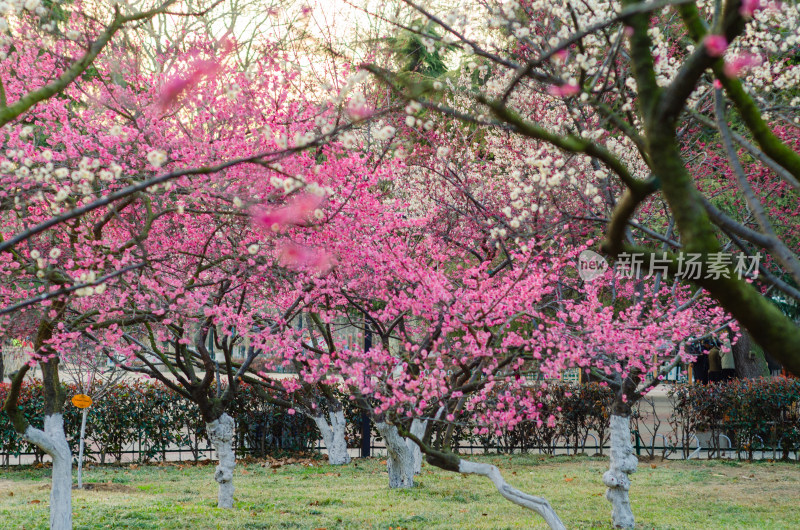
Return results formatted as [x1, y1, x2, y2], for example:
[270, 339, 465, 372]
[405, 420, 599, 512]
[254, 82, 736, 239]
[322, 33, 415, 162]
[74, 482, 135, 493]
[27, 482, 135, 493]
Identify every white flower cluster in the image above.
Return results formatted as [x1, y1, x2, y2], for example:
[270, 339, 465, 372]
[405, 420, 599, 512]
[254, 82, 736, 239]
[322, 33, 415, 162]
[0, 0, 46, 17]
[335, 70, 368, 104]
[2, 143, 124, 206]
[269, 173, 332, 197]
[734, 2, 800, 120]
[374, 121, 396, 141]
[293, 130, 316, 148]
[340, 131, 357, 149]
[313, 116, 335, 136]
[74, 270, 106, 297]
[404, 100, 434, 130]
[584, 182, 603, 205]
[147, 150, 167, 168]
[29, 248, 48, 278]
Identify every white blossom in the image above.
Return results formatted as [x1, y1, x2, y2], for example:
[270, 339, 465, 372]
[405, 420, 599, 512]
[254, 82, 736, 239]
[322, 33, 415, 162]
[147, 150, 167, 168]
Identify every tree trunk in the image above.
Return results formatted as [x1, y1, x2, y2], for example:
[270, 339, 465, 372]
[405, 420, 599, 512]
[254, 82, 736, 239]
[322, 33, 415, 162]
[207, 413, 236, 509]
[313, 410, 351, 465]
[407, 418, 426, 475]
[375, 422, 414, 488]
[603, 414, 637, 528]
[731, 331, 768, 379]
[458, 459, 565, 530]
[47, 415, 73, 530]
[22, 414, 73, 529]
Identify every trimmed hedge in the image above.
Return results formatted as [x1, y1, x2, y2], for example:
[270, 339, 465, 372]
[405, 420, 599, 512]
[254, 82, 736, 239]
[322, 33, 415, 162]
[0, 381, 321, 465]
[3, 378, 798, 464]
[464, 383, 615, 455]
[669, 378, 800, 460]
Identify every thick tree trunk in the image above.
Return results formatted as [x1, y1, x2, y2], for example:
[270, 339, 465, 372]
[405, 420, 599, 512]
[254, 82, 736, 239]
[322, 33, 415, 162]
[23, 414, 73, 530]
[731, 331, 768, 379]
[313, 410, 351, 465]
[407, 418, 426, 475]
[207, 413, 236, 509]
[603, 414, 637, 528]
[375, 422, 414, 488]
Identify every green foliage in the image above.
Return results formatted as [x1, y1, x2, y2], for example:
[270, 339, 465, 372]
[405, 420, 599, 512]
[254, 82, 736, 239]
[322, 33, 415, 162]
[455, 383, 615, 454]
[670, 378, 800, 460]
[385, 20, 454, 78]
[4, 456, 800, 528]
[0, 381, 330, 464]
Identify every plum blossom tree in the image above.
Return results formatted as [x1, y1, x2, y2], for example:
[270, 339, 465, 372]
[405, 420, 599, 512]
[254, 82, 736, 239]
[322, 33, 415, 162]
[359, 0, 800, 383]
[247, 93, 732, 528]
[0, 16, 389, 524]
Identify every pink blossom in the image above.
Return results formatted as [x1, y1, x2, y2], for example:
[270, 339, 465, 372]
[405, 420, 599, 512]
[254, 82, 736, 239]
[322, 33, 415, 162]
[552, 49, 569, 63]
[739, 0, 762, 17]
[158, 59, 220, 110]
[256, 193, 324, 229]
[703, 35, 728, 58]
[347, 101, 374, 121]
[723, 53, 761, 78]
[277, 242, 333, 272]
[547, 83, 580, 97]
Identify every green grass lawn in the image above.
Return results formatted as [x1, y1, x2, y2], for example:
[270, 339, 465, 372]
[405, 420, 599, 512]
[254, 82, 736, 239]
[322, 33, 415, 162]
[1, 454, 799, 529]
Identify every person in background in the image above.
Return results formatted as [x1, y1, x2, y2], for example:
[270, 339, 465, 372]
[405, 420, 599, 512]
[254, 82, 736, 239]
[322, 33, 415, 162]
[708, 341, 722, 383]
[690, 339, 710, 384]
[720, 340, 736, 381]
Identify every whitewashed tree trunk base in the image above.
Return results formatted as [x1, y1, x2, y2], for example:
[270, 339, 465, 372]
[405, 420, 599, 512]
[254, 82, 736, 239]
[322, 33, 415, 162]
[314, 410, 351, 466]
[207, 413, 236, 509]
[407, 418, 426, 475]
[603, 414, 637, 528]
[458, 459, 565, 530]
[24, 414, 73, 530]
[375, 422, 414, 488]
